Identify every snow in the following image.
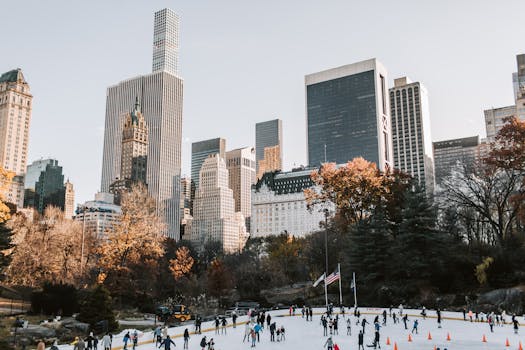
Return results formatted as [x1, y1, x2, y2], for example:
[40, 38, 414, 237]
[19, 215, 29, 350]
[63, 308, 525, 350]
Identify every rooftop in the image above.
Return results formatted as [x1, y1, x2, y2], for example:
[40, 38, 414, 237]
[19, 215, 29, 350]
[0, 69, 25, 84]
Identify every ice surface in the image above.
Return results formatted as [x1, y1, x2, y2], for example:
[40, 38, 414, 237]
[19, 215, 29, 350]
[61, 308, 525, 350]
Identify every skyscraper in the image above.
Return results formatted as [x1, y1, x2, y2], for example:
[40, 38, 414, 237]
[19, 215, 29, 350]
[225, 147, 256, 231]
[305, 59, 392, 170]
[512, 54, 525, 121]
[191, 138, 226, 198]
[255, 119, 282, 176]
[0, 69, 32, 208]
[64, 179, 75, 219]
[191, 154, 248, 253]
[34, 160, 65, 214]
[433, 136, 479, 185]
[24, 158, 55, 208]
[100, 8, 183, 238]
[484, 105, 516, 141]
[390, 77, 435, 194]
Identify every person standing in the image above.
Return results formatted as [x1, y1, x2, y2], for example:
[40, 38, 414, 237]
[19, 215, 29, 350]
[154, 326, 162, 346]
[122, 332, 130, 350]
[214, 317, 220, 334]
[162, 326, 168, 340]
[333, 317, 339, 335]
[132, 330, 138, 350]
[87, 333, 95, 350]
[324, 336, 334, 350]
[402, 314, 409, 330]
[101, 333, 111, 350]
[462, 308, 466, 321]
[158, 335, 175, 350]
[220, 317, 227, 334]
[361, 317, 368, 334]
[207, 338, 215, 350]
[232, 312, 238, 328]
[358, 330, 364, 350]
[74, 338, 86, 350]
[183, 329, 190, 349]
[321, 315, 328, 336]
[266, 314, 272, 327]
[411, 319, 419, 334]
[513, 318, 520, 334]
[199, 336, 207, 350]
[250, 329, 257, 348]
[346, 318, 352, 335]
[382, 310, 387, 326]
[488, 315, 494, 333]
[270, 322, 276, 341]
[437, 309, 442, 328]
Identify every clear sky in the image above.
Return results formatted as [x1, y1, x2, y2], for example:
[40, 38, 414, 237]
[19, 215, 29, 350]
[2, 0, 524, 205]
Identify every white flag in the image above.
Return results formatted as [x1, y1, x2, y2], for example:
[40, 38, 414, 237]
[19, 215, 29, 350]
[313, 273, 326, 287]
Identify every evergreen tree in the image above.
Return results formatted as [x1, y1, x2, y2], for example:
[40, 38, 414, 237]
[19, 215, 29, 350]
[78, 285, 118, 332]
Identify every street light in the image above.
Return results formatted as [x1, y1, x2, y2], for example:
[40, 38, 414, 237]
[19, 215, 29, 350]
[324, 208, 329, 309]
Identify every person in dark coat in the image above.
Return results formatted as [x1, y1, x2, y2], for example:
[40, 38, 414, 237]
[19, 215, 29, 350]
[200, 336, 207, 350]
[358, 330, 364, 350]
[158, 336, 175, 350]
[183, 329, 189, 349]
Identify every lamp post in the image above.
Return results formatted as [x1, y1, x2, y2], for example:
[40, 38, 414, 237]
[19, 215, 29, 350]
[324, 208, 329, 308]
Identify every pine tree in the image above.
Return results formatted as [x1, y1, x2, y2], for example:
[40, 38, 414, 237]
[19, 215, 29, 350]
[78, 285, 118, 332]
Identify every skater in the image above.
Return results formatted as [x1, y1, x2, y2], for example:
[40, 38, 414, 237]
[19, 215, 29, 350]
[382, 310, 387, 326]
[214, 316, 220, 334]
[309, 307, 313, 321]
[358, 330, 364, 350]
[183, 329, 189, 349]
[341, 305, 346, 318]
[158, 336, 175, 350]
[232, 311, 237, 328]
[329, 318, 334, 335]
[468, 310, 473, 322]
[462, 308, 466, 321]
[132, 330, 138, 350]
[195, 316, 202, 334]
[266, 313, 272, 327]
[513, 318, 520, 334]
[250, 329, 257, 348]
[411, 319, 419, 334]
[399, 304, 403, 316]
[101, 333, 111, 350]
[402, 314, 409, 330]
[488, 315, 494, 333]
[362, 317, 369, 334]
[346, 318, 352, 335]
[437, 309, 442, 328]
[220, 317, 227, 334]
[355, 310, 361, 325]
[280, 326, 286, 341]
[74, 338, 86, 350]
[123, 332, 130, 350]
[162, 326, 168, 340]
[333, 317, 339, 335]
[154, 326, 162, 346]
[199, 336, 207, 350]
[322, 315, 328, 336]
[243, 323, 251, 342]
[392, 313, 397, 324]
[421, 306, 427, 319]
[367, 330, 381, 349]
[302, 306, 305, 318]
[270, 322, 276, 341]
[207, 338, 215, 350]
[254, 322, 262, 342]
[324, 336, 334, 350]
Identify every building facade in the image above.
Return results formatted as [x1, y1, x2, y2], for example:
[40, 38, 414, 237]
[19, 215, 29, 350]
[484, 105, 516, 142]
[191, 138, 226, 196]
[64, 180, 75, 219]
[305, 59, 392, 170]
[33, 160, 65, 214]
[255, 119, 282, 176]
[152, 8, 179, 76]
[0, 69, 32, 208]
[513, 54, 525, 121]
[190, 155, 248, 253]
[225, 147, 256, 231]
[389, 77, 435, 194]
[433, 136, 480, 185]
[75, 192, 121, 240]
[251, 167, 326, 238]
[100, 8, 183, 238]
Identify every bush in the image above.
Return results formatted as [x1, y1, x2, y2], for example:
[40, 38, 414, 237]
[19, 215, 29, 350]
[30, 283, 78, 316]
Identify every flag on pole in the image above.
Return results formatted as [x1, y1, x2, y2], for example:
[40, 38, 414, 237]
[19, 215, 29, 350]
[313, 273, 326, 287]
[325, 270, 340, 285]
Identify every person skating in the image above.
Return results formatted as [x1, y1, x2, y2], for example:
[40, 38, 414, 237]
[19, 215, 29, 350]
[421, 306, 427, 319]
[333, 317, 339, 335]
[270, 322, 276, 342]
[321, 315, 328, 336]
[266, 313, 271, 327]
[162, 326, 168, 340]
[402, 314, 409, 330]
[199, 336, 207, 350]
[329, 318, 334, 335]
[398, 304, 403, 316]
[462, 308, 466, 321]
[346, 318, 352, 335]
[341, 305, 346, 318]
[437, 309, 442, 328]
[392, 313, 397, 324]
[366, 330, 381, 349]
[243, 323, 251, 343]
[207, 338, 215, 350]
[382, 310, 387, 326]
[355, 310, 361, 326]
[220, 317, 227, 334]
[324, 336, 334, 350]
[468, 310, 473, 322]
[250, 329, 257, 347]
[513, 318, 520, 334]
[361, 317, 369, 334]
[183, 329, 189, 349]
[309, 307, 313, 321]
[232, 311, 237, 328]
[131, 330, 138, 350]
[280, 326, 286, 341]
[101, 333, 111, 350]
[195, 316, 202, 334]
[154, 326, 162, 346]
[74, 338, 86, 350]
[254, 322, 262, 342]
[358, 330, 364, 350]
[488, 315, 494, 333]
[122, 332, 130, 350]
[87, 332, 96, 350]
[214, 316, 220, 334]
[411, 319, 419, 334]
[373, 315, 379, 325]
[158, 335, 175, 350]
[302, 306, 305, 318]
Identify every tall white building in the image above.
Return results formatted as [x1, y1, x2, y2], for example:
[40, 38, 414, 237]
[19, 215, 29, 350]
[390, 77, 435, 194]
[225, 147, 255, 231]
[191, 155, 248, 253]
[75, 192, 121, 240]
[100, 8, 183, 238]
[251, 167, 326, 238]
[0, 69, 32, 208]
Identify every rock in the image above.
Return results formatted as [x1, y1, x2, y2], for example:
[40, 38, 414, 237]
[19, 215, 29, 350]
[60, 318, 90, 333]
[16, 324, 56, 340]
[477, 286, 525, 314]
[260, 282, 311, 304]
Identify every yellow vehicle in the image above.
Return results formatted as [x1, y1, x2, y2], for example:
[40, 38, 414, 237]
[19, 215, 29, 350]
[155, 305, 192, 323]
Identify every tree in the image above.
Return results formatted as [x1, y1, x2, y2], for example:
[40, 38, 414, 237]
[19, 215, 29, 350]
[6, 207, 91, 287]
[169, 246, 194, 280]
[0, 167, 15, 277]
[97, 183, 165, 299]
[77, 285, 118, 332]
[206, 259, 233, 297]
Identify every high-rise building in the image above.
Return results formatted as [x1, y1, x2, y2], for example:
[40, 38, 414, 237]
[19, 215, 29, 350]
[64, 179, 75, 219]
[152, 8, 179, 76]
[512, 54, 525, 121]
[190, 154, 248, 253]
[389, 77, 435, 194]
[109, 98, 148, 204]
[24, 158, 56, 208]
[75, 192, 121, 240]
[100, 8, 183, 238]
[179, 176, 192, 239]
[191, 138, 226, 193]
[305, 59, 392, 170]
[34, 160, 65, 214]
[433, 136, 479, 185]
[251, 167, 326, 238]
[255, 119, 282, 176]
[484, 105, 516, 142]
[0, 69, 32, 208]
[225, 147, 256, 231]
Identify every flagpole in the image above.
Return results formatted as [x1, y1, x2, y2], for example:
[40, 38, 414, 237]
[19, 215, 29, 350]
[353, 272, 358, 309]
[338, 263, 343, 306]
[324, 276, 328, 308]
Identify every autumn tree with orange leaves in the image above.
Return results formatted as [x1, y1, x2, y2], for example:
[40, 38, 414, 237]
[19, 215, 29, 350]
[169, 246, 194, 280]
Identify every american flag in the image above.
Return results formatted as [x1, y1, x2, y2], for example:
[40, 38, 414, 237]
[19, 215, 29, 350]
[325, 270, 340, 285]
